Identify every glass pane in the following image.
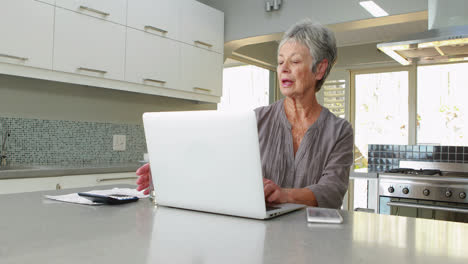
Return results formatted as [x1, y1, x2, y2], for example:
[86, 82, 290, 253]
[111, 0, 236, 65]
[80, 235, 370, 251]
[354, 71, 409, 169]
[417, 62, 468, 145]
[218, 65, 270, 111]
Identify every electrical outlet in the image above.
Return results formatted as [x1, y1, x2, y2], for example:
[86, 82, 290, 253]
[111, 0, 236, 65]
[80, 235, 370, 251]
[113, 135, 126, 151]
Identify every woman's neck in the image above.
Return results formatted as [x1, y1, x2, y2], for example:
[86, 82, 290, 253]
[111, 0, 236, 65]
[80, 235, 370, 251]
[284, 95, 322, 123]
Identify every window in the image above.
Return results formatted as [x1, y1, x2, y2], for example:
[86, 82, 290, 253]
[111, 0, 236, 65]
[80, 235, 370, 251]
[417, 62, 468, 145]
[353, 70, 409, 169]
[218, 65, 270, 111]
[322, 80, 346, 118]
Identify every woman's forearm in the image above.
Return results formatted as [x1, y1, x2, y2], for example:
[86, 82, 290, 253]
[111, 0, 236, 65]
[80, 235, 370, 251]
[284, 188, 318, 206]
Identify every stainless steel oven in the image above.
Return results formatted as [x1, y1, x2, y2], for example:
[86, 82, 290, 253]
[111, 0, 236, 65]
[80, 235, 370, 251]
[378, 161, 468, 223]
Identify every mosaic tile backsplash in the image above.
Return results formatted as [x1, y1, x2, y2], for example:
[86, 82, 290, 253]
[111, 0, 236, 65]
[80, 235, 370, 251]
[0, 117, 146, 165]
[368, 144, 468, 172]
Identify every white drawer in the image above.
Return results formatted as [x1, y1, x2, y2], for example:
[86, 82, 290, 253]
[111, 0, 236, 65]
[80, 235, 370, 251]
[127, 0, 179, 40]
[125, 28, 181, 90]
[55, 0, 127, 25]
[0, 0, 54, 69]
[181, 44, 223, 96]
[53, 8, 126, 81]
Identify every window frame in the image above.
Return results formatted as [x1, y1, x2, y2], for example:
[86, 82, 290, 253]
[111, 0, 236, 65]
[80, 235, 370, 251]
[350, 61, 468, 150]
[350, 65, 418, 147]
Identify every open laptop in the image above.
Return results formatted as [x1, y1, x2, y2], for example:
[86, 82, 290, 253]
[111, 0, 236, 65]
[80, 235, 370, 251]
[142, 110, 305, 219]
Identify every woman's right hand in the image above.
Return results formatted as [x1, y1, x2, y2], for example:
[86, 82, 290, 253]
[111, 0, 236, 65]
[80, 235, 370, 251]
[136, 163, 152, 195]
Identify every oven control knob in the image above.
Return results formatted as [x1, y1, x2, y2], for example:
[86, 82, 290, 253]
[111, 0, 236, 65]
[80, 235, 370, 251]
[423, 189, 430, 196]
[402, 188, 409, 195]
[460, 192, 467, 199]
[445, 191, 452, 198]
[388, 186, 395, 193]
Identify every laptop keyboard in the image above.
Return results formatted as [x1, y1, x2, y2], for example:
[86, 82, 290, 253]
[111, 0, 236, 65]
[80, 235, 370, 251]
[266, 205, 281, 211]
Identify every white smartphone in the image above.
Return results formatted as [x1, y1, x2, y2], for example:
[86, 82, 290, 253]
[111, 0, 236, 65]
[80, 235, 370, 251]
[306, 207, 343, 224]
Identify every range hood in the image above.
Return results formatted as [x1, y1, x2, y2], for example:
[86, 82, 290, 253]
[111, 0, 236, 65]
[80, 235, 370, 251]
[377, 0, 468, 65]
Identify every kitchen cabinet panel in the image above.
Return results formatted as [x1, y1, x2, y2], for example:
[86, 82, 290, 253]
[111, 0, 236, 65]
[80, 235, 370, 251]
[35, 0, 55, 5]
[181, 44, 223, 96]
[60, 173, 137, 189]
[125, 28, 181, 90]
[127, 0, 178, 40]
[0, 0, 54, 69]
[0, 173, 136, 195]
[0, 0, 223, 103]
[53, 8, 126, 81]
[0, 176, 61, 195]
[55, 0, 127, 25]
[178, 0, 224, 54]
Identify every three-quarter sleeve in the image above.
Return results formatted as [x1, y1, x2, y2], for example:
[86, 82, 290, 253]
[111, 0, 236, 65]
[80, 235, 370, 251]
[306, 122, 354, 209]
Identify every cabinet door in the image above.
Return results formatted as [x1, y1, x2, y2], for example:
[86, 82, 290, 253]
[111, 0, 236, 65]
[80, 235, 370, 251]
[0, 0, 54, 69]
[0, 177, 61, 195]
[126, 28, 181, 90]
[60, 173, 137, 189]
[35, 0, 55, 4]
[55, 0, 127, 25]
[53, 8, 126, 81]
[178, 0, 224, 54]
[127, 0, 178, 40]
[181, 44, 222, 96]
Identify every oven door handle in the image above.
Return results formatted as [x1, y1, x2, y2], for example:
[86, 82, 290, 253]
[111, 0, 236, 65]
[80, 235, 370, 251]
[387, 201, 468, 214]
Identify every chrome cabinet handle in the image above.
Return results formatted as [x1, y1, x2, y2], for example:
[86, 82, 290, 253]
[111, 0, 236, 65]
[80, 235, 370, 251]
[96, 176, 138, 183]
[77, 67, 107, 74]
[144, 78, 166, 84]
[193, 87, 212, 93]
[387, 201, 468, 214]
[194, 40, 213, 48]
[144, 25, 168, 34]
[79, 5, 110, 16]
[0, 53, 28, 61]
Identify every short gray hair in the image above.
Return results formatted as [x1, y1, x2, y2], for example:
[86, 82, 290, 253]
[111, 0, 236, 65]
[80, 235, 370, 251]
[278, 19, 337, 92]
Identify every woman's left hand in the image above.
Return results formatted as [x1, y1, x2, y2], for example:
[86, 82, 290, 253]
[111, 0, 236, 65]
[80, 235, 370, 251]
[263, 178, 289, 204]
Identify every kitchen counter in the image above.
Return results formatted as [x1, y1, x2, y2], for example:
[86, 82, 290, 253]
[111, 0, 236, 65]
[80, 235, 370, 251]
[0, 162, 141, 179]
[350, 167, 379, 179]
[1, 185, 468, 264]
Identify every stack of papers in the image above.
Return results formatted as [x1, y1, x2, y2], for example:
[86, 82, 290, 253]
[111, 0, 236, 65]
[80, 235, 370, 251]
[44, 188, 148, 205]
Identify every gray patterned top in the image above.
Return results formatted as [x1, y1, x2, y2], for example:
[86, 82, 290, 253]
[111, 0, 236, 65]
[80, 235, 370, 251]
[255, 99, 354, 209]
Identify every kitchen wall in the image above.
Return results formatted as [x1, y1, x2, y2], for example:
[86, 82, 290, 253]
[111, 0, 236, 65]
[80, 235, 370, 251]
[0, 74, 216, 165]
[368, 144, 468, 172]
[0, 75, 216, 124]
[0, 116, 146, 165]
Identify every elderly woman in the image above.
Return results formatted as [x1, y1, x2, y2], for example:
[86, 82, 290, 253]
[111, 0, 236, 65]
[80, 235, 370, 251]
[137, 20, 353, 209]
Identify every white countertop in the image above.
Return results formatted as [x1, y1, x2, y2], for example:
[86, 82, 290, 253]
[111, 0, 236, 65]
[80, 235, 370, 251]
[350, 167, 379, 178]
[1, 185, 468, 264]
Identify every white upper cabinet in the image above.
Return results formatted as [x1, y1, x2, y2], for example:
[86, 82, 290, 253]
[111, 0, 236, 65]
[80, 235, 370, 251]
[53, 8, 126, 81]
[55, 0, 127, 25]
[0, 0, 224, 103]
[181, 44, 222, 96]
[125, 28, 181, 90]
[127, 0, 178, 40]
[0, 0, 54, 69]
[178, 0, 224, 53]
[35, 0, 55, 4]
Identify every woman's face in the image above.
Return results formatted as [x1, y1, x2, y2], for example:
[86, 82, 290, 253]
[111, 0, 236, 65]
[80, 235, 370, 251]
[277, 41, 321, 99]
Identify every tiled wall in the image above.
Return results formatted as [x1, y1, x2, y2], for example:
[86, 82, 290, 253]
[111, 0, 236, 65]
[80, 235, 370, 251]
[0, 117, 146, 165]
[367, 144, 468, 172]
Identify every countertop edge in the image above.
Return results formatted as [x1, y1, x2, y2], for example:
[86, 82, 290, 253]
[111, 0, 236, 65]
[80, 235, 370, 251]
[350, 170, 378, 179]
[0, 165, 140, 180]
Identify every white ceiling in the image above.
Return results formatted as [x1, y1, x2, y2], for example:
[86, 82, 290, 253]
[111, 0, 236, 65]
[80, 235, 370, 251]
[231, 11, 429, 68]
